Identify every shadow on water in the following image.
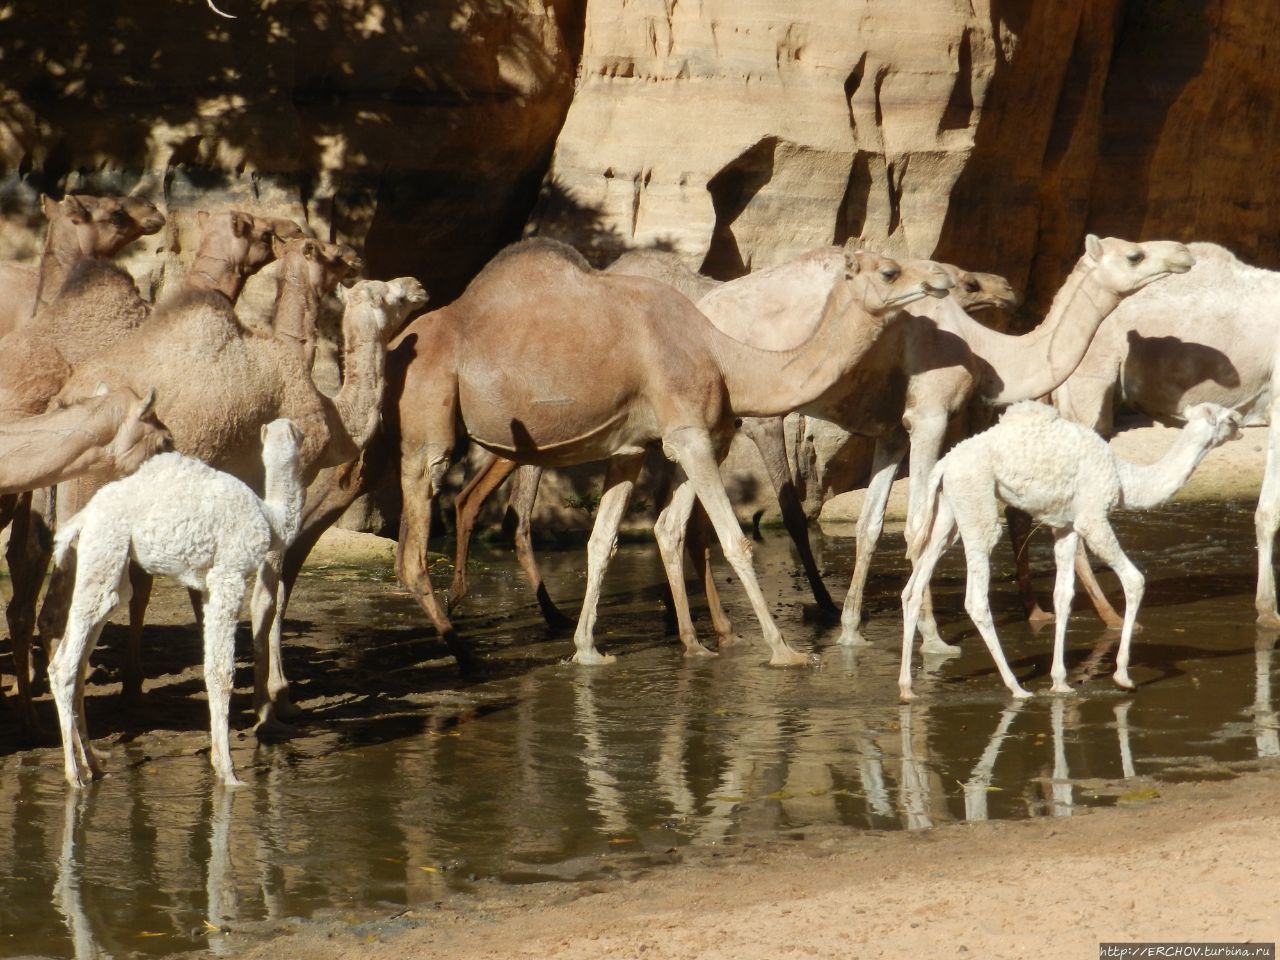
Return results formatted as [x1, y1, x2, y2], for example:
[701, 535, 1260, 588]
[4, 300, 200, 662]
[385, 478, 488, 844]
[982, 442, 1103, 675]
[1, 500, 1278, 956]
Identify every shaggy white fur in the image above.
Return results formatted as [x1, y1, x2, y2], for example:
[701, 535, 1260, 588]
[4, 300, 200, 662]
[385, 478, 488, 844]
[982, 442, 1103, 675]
[47, 418, 304, 787]
[899, 400, 1241, 701]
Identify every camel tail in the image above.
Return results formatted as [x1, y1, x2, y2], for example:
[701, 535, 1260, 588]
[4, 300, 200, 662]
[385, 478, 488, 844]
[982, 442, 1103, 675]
[905, 462, 946, 561]
[52, 512, 87, 568]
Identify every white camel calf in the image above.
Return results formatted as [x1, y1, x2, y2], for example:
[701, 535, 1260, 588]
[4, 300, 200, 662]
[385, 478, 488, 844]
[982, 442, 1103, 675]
[49, 418, 305, 787]
[899, 401, 1240, 700]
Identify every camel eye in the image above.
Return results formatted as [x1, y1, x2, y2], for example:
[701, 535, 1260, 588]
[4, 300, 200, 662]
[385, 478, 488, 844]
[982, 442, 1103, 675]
[964, 280, 980, 292]
[1126, 250, 1145, 264]
[880, 267, 900, 283]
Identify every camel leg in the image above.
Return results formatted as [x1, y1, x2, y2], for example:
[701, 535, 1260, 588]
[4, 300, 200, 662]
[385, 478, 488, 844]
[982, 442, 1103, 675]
[899, 497, 957, 700]
[1256, 415, 1280, 626]
[1049, 529, 1080, 695]
[950, 487, 1031, 699]
[902, 416, 960, 657]
[1006, 506, 1053, 623]
[447, 450, 515, 611]
[7, 492, 54, 728]
[663, 426, 808, 667]
[570, 453, 646, 665]
[250, 547, 296, 734]
[740, 416, 836, 614]
[839, 431, 908, 647]
[397, 441, 478, 670]
[204, 574, 246, 786]
[122, 564, 154, 704]
[1077, 520, 1144, 690]
[653, 481, 715, 657]
[505, 465, 573, 629]
[685, 503, 734, 643]
[1074, 541, 1125, 629]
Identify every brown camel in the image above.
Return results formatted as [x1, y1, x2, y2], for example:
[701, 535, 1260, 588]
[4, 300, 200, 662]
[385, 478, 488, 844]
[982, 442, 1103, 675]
[386, 238, 949, 667]
[444, 260, 1018, 631]
[43, 274, 424, 729]
[0, 193, 165, 337]
[0, 386, 170, 716]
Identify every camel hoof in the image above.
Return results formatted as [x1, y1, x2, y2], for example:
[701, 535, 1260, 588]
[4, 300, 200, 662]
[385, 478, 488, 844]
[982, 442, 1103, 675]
[1049, 682, 1076, 696]
[768, 646, 811, 668]
[218, 773, 247, 789]
[921, 639, 961, 659]
[253, 716, 298, 743]
[1027, 607, 1054, 625]
[1113, 673, 1136, 691]
[898, 686, 916, 702]
[683, 643, 717, 659]
[271, 698, 304, 721]
[571, 649, 617, 666]
[1010, 687, 1034, 700]
[1257, 610, 1280, 630]
[836, 629, 872, 648]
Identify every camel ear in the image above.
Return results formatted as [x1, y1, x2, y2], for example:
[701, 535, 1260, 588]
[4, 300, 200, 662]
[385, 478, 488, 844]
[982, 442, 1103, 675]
[843, 248, 863, 276]
[41, 194, 59, 219]
[138, 387, 157, 418]
[261, 422, 270, 445]
[93, 381, 111, 397]
[1085, 234, 1103, 261]
[271, 217, 305, 241]
[288, 419, 304, 445]
[271, 234, 289, 259]
[232, 211, 253, 237]
[63, 194, 91, 224]
[196, 210, 209, 229]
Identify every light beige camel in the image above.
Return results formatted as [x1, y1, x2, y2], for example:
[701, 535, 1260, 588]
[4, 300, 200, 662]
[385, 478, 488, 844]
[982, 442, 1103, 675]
[1012, 242, 1280, 629]
[43, 275, 423, 728]
[0, 194, 165, 337]
[690, 236, 1195, 654]
[900, 401, 1240, 700]
[0, 386, 170, 716]
[387, 238, 950, 667]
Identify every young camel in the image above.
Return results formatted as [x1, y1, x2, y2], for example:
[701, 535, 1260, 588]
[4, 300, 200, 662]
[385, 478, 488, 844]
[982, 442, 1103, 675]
[1015, 243, 1280, 630]
[390, 238, 951, 667]
[48, 418, 304, 787]
[0, 386, 171, 712]
[898, 401, 1241, 701]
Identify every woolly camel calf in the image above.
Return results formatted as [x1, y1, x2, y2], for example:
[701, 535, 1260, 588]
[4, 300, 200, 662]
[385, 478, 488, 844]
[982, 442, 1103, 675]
[48, 418, 305, 787]
[390, 238, 951, 667]
[898, 401, 1240, 701]
[1013, 243, 1280, 630]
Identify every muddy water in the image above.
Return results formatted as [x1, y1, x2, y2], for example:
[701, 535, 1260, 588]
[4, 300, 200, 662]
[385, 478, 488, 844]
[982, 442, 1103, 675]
[1, 501, 1277, 957]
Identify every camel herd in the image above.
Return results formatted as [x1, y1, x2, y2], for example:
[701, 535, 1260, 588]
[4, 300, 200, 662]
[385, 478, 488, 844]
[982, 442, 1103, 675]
[0, 190, 1268, 789]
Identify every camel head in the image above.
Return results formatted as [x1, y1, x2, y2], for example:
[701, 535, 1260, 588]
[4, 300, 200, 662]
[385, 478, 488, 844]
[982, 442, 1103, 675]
[273, 236, 365, 297]
[338, 277, 428, 341]
[1083, 234, 1195, 295]
[1181, 401, 1243, 449]
[42, 193, 166, 260]
[193, 210, 307, 282]
[937, 264, 1020, 314]
[260, 417, 304, 470]
[96, 385, 173, 477]
[842, 249, 954, 317]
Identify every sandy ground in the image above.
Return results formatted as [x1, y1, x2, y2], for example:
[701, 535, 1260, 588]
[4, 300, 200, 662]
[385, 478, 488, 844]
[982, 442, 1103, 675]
[237, 769, 1280, 960]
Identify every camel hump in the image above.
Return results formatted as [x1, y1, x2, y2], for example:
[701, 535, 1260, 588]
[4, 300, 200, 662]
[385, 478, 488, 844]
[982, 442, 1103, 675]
[476, 237, 590, 281]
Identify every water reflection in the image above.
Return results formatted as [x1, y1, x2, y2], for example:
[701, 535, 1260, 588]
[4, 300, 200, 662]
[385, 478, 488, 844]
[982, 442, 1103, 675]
[0, 503, 1277, 956]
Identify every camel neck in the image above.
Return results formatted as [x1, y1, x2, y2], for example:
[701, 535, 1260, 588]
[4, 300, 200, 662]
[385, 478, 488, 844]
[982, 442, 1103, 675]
[325, 304, 388, 467]
[186, 252, 245, 301]
[706, 278, 893, 418]
[0, 396, 118, 494]
[262, 456, 304, 544]
[1115, 425, 1215, 510]
[273, 267, 321, 346]
[951, 260, 1119, 405]
[32, 222, 86, 318]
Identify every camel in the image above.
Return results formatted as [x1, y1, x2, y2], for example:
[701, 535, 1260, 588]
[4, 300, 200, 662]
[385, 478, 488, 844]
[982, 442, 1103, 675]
[899, 401, 1241, 700]
[48, 418, 304, 787]
[0, 386, 170, 714]
[42, 276, 423, 729]
[0, 193, 165, 337]
[445, 260, 1017, 631]
[1010, 242, 1280, 629]
[385, 238, 950, 668]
